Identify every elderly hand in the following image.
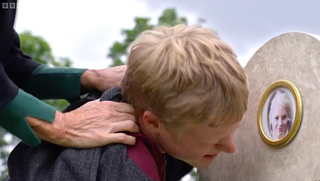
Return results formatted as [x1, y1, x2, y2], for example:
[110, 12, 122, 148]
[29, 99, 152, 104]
[26, 100, 139, 148]
[81, 65, 127, 92]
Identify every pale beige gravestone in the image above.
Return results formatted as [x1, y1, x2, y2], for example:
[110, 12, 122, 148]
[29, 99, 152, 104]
[198, 32, 320, 181]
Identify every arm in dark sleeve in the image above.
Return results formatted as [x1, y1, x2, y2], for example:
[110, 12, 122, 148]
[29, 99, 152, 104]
[0, 62, 56, 147]
[5, 30, 88, 101]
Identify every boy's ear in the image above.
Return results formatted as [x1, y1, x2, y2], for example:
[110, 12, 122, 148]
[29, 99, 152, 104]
[142, 111, 161, 134]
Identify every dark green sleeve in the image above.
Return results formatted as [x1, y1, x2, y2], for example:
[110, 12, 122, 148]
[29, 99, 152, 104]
[0, 89, 56, 147]
[22, 65, 88, 101]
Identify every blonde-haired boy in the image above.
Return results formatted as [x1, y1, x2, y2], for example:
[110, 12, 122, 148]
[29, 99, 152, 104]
[6, 24, 249, 181]
[122, 23, 248, 169]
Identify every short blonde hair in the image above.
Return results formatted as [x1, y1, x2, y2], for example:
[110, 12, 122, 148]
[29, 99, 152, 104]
[121, 24, 249, 127]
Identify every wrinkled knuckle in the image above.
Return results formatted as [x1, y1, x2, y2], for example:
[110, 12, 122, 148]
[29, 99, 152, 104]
[104, 111, 111, 118]
[117, 133, 127, 142]
[127, 121, 136, 130]
[105, 124, 114, 133]
[102, 109, 112, 117]
[105, 111, 117, 119]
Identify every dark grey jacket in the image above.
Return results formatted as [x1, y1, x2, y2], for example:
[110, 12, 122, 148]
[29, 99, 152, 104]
[4, 87, 193, 181]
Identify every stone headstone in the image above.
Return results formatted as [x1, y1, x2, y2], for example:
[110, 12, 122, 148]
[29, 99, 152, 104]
[198, 32, 320, 181]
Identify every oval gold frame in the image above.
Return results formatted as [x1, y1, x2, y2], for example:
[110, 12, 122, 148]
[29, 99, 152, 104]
[257, 80, 303, 148]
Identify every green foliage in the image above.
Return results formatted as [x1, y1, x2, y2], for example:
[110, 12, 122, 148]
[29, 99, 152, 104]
[108, 8, 191, 67]
[108, 17, 154, 67]
[19, 31, 55, 65]
[19, 31, 73, 111]
[19, 31, 72, 68]
[158, 8, 188, 26]
[191, 168, 200, 181]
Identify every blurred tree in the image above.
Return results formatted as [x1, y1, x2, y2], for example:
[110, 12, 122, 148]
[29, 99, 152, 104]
[108, 8, 190, 67]
[191, 168, 200, 181]
[108, 18, 154, 67]
[0, 31, 74, 179]
[107, 8, 205, 181]
[158, 8, 187, 26]
[19, 31, 72, 110]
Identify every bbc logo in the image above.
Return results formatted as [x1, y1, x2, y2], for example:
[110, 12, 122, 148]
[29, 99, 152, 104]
[2, 2, 18, 9]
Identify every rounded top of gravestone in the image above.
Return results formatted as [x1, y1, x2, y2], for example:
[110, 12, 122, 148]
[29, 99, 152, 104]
[198, 32, 320, 181]
[245, 32, 320, 72]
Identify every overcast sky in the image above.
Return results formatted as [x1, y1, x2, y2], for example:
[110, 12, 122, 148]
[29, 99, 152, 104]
[11, 1, 320, 180]
[14, 0, 320, 69]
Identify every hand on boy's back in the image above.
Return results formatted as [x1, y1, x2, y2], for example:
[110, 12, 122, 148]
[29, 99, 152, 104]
[26, 100, 140, 148]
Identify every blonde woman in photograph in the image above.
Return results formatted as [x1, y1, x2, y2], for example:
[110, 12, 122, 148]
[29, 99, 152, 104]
[267, 89, 293, 140]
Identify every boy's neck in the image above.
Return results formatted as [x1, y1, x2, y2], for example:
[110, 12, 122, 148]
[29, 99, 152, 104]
[137, 120, 166, 154]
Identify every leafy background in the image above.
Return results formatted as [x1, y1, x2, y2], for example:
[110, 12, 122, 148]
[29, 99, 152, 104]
[0, 8, 212, 181]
